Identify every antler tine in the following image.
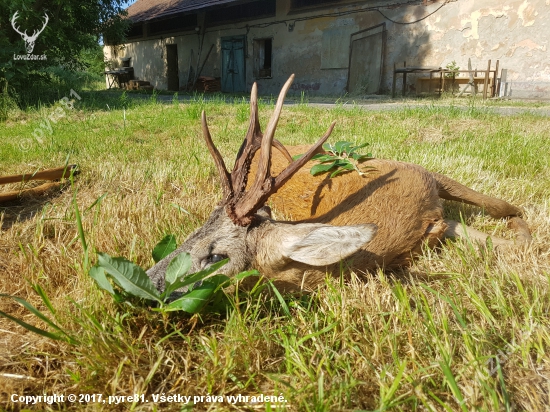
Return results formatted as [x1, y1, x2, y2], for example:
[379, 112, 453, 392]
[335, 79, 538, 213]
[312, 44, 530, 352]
[248, 81, 261, 141]
[234, 81, 261, 162]
[262, 74, 295, 152]
[231, 82, 294, 194]
[31, 13, 48, 39]
[274, 121, 336, 190]
[227, 75, 298, 225]
[230, 82, 262, 195]
[229, 121, 335, 226]
[251, 74, 295, 192]
[201, 111, 232, 200]
[11, 12, 26, 36]
[271, 139, 293, 163]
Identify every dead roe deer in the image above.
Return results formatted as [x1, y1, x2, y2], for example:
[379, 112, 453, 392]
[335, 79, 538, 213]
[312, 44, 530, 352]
[147, 75, 531, 292]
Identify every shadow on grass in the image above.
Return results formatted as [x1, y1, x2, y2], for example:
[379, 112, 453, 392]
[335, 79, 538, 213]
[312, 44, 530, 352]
[0, 183, 69, 231]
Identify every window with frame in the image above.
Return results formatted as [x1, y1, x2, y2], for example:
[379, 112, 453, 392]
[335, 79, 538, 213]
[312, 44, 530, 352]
[253, 38, 273, 79]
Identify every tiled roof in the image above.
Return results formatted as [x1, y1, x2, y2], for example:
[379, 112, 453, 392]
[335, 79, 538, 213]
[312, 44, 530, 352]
[127, 0, 242, 22]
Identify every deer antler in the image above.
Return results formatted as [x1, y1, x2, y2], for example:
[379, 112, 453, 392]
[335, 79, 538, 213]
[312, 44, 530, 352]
[31, 13, 49, 40]
[11, 11, 27, 38]
[201, 74, 336, 226]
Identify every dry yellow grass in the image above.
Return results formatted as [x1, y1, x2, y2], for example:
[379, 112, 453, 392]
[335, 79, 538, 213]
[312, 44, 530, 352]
[1, 97, 549, 411]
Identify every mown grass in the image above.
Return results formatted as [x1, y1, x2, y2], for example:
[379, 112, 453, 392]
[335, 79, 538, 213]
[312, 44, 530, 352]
[0, 93, 549, 411]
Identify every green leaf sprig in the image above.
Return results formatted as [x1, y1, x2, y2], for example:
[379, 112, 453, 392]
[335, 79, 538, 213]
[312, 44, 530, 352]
[88, 235, 257, 315]
[308, 141, 374, 178]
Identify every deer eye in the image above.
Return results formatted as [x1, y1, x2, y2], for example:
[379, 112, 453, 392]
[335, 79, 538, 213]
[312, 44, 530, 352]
[208, 254, 227, 264]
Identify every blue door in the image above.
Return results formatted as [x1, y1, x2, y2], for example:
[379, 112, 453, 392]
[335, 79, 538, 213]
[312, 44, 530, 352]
[221, 36, 246, 93]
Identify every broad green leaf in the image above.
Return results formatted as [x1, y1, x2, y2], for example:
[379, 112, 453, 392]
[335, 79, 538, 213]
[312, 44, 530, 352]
[152, 234, 177, 263]
[322, 142, 333, 152]
[163, 258, 229, 297]
[292, 153, 304, 161]
[335, 161, 354, 169]
[89, 264, 116, 295]
[97, 253, 161, 302]
[163, 284, 217, 313]
[310, 162, 337, 176]
[311, 154, 337, 163]
[351, 152, 373, 161]
[165, 252, 192, 287]
[207, 290, 232, 314]
[334, 141, 352, 153]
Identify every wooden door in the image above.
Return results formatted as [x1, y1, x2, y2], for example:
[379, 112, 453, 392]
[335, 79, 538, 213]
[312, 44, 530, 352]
[347, 25, 386, 95]
[221, 36, 246, 93]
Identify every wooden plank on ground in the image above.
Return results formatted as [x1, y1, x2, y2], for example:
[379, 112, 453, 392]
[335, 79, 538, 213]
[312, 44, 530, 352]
[0, 165, 78, 186]
[0, 182, 61, 203]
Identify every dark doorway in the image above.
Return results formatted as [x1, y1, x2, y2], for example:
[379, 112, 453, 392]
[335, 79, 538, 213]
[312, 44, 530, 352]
[221, 36, 246, 93]
[254, 38, 272, 78]
[166, 44, 179, 91]
[347, 24, 386, 95]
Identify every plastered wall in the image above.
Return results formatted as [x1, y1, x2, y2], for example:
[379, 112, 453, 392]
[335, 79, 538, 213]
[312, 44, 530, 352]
[105, 0, 550, 98]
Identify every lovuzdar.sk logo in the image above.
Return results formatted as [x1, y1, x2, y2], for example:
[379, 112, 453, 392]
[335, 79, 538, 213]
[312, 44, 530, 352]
[11, 11, 48, 61]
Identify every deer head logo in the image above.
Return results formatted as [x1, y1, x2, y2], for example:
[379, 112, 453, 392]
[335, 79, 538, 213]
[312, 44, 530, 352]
[11, 11, 49, 54]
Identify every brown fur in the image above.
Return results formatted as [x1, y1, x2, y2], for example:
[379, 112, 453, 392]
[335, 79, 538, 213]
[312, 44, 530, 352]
[249, 145, 529, 272]
[147, 74, 531, 292]
[147, 144, 530, 293]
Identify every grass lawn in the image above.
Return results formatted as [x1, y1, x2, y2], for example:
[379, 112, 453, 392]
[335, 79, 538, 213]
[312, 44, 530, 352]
[1, 92, 549, 411]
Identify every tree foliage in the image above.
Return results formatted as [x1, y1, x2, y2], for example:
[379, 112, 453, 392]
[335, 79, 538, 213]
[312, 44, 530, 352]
[0, 0, 129, 91]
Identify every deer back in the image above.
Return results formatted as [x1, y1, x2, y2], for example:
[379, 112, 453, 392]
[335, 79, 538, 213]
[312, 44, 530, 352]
[249, 145, 446, 270]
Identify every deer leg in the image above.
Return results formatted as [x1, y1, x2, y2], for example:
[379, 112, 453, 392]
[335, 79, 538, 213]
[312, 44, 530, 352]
[434, 172, 532, 244]
[443, 219, 530, 248]
[433, 172, 523, 218]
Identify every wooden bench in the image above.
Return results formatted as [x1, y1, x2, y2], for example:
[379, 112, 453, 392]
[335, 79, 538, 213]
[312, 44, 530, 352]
[416, 76, 494, 95]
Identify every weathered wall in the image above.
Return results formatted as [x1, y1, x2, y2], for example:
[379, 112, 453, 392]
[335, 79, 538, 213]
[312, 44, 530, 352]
[105, 0, 550, 98]
[387, 0, 550, 98]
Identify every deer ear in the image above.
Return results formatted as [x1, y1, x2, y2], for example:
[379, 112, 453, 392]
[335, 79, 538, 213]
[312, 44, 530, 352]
[280, 224, 377, 266]
[256, 205, 272, 219]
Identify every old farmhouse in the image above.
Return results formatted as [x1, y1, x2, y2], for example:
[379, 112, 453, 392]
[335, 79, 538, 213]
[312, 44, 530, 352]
[104, 0, 550, 98]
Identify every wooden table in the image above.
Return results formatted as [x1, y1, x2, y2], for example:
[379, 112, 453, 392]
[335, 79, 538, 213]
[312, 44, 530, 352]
[392, 65, 443, 97]
[104, 68, 134, 89]
[392, 59, 500, 99]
